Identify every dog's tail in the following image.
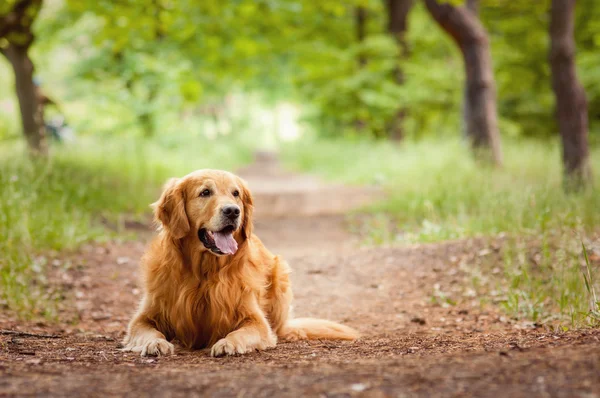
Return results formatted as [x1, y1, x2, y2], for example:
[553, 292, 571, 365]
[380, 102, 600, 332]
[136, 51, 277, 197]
[282, 318, 360, 341]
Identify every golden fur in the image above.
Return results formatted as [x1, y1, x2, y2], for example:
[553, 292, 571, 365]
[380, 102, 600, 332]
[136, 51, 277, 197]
[122, 169, 359, 357]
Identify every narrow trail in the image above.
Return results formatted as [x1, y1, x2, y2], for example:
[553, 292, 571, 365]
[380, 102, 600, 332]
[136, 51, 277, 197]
[1, 154, 599, 397]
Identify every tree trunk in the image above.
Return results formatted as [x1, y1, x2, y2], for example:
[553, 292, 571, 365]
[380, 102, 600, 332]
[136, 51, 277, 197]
[355, 6, 367, 67]
[424, 0, 502, 166]
[140, 87, 158, 138]
[1, 44, 47, 155]
[465, 0, 478, 13]
[549, 0, 591, 190]
[353, 6, 368, 133]
[139, 0, 165, 139]
[385, 0, 413, 141]
[1, 0, 46, 155]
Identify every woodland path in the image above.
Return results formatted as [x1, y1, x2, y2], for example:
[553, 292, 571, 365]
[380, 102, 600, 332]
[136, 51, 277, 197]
[1, 153, 599, 397]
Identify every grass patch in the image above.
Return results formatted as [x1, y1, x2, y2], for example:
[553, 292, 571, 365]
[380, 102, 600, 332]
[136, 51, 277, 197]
[459, 235, 600, 328]
[0, 136, 252, 317]
[283, 137, 600, 326]
[283, 137, 600, 240]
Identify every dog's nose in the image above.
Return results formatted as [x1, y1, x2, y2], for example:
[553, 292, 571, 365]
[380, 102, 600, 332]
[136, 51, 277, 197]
[222, 205, 240, 220]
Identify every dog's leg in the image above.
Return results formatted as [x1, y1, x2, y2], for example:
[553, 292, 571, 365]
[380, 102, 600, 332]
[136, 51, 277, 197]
[264, 256, 294, 336]
[122, 299, 174, 357]
[210, 299, 276, 357]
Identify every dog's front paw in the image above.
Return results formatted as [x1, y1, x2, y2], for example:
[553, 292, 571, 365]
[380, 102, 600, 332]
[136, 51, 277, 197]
[211, 338, 245, 357]
[123, 337, 174, 357]
[210, 332, 277, 357]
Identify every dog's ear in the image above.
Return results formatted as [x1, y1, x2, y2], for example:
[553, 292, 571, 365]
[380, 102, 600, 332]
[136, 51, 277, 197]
[152, 177, 190, 239]
[239, 178, 254, 240]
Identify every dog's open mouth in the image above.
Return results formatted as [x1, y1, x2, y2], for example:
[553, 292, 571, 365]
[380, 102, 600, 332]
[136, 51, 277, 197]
[198, 225, 238, 255]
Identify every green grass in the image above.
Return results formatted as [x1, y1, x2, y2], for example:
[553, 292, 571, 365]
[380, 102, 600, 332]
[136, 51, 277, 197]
[581, 242, 600, 323]
[283, 137, 600, 240]
[466, 235, 600, 328]
[0, 136, 252, 317]
[283, 137, 600, 327]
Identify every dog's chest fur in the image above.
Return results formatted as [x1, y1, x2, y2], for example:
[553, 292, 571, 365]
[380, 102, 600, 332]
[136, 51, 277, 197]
[147, 247, 267, 349]
[179, 274, 259, 348]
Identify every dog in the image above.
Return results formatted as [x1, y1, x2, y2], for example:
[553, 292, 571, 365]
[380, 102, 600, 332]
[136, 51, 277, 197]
[122, 169, 359, 357]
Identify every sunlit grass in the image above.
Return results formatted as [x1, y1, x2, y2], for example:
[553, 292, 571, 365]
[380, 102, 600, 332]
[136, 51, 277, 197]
[0, 136, 252, 317]
[283, 137, 600, 327]
[283, 137, 600, 240]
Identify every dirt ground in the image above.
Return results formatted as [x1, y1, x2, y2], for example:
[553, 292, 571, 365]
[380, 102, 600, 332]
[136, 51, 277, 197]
[1, 160, 599, 397]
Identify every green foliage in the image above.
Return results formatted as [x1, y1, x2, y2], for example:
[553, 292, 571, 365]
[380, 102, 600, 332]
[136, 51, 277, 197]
[576, 0, 600, 138]
[0, 136, 252, 315]
[13, 0, 599, 141]
[483, 0, 600, 138]
[25, 0, 460, 140]
[295, 34, 401, 138]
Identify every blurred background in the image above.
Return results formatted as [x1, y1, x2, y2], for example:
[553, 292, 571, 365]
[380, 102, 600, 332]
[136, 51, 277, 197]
[1, 0, 599, 326]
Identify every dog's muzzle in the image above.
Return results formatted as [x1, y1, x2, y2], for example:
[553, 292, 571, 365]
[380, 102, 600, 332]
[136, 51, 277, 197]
[198, 224, 238, 255]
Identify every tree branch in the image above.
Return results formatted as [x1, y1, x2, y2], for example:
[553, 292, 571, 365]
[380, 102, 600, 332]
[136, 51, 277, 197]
[0, 0, 35, 38]
[466, 0, 478, 14]
[423, 0, 486, 48]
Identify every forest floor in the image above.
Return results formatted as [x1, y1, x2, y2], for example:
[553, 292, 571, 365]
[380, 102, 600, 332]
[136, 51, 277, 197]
[1, 155, 599, 397]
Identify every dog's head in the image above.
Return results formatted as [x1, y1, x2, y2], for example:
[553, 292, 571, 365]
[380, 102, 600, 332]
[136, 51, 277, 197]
[153, 169, 253, 256]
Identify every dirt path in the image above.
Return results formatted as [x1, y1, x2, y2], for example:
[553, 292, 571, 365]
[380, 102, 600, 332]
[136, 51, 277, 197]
[1, 155, 599, 397]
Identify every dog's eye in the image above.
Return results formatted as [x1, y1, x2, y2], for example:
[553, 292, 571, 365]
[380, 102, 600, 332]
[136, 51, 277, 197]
[233, 190, 239, 197]
[200, 189, 211, 197]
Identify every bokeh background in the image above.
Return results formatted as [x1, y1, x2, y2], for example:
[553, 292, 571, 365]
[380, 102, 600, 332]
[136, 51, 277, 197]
[1, 0, 599, 327]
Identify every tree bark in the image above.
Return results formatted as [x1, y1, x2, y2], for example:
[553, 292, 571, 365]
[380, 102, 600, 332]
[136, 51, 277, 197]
[424, 0, 503, 166]
[353, 6, 368, 133]
[549, 0, 591, 190]
[1, 44, 47, 155]
[355, 6, 367, 67]
[385, 0, 413, 141]
[0, 0, 46, 156]
[139, 0, 165, 138]
[465, 0, 478, 14]
[140, 87, 158, 138]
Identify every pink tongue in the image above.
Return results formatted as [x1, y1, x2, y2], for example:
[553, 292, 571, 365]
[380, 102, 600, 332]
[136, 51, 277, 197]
[213, 231, 238, 255]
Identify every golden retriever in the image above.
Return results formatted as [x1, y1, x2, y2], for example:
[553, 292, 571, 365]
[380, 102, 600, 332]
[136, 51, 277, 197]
[123, 169, 359, 357]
